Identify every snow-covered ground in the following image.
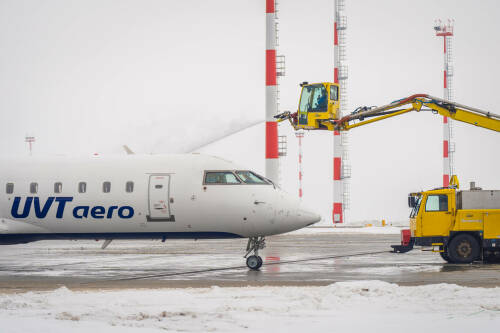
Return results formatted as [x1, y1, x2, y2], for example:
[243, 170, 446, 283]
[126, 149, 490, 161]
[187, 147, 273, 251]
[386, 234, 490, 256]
[1, 281, 499, 332]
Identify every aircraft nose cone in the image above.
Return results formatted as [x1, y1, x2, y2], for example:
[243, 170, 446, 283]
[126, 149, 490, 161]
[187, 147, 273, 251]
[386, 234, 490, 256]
[297, 205, 321, 227]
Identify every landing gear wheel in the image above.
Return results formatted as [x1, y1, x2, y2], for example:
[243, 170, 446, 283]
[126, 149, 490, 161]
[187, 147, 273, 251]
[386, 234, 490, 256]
[246, 255, 263, 270]
[448, 234, 480, 264]
[244, 237, 266, 270]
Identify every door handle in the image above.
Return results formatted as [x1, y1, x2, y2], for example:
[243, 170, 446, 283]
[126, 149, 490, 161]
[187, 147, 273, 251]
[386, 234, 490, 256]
[444, 212, 451, 214]
[254, 200, 265, 205]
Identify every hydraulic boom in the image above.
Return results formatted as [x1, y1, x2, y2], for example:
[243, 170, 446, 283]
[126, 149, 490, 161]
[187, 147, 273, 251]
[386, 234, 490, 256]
[275, 83, 500, 133]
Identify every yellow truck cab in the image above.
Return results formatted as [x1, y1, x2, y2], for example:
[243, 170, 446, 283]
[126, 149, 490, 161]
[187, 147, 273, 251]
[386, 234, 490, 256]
[403, 182, 500, 263]
[295, 82, 340, 131]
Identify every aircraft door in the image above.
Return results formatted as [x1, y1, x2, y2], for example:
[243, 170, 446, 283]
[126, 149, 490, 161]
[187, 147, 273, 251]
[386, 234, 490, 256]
[147, 175, 175, 222]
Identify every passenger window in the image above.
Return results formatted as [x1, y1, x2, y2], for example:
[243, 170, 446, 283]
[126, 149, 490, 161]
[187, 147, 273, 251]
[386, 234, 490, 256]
[78, 182, 87, 193]
[126, 181, 134, 193]
[30, 182, 38, 194]
[425, 195, 448, 212]
[103, 181, 111, 193]
[330, 85, 339, 101]
[235, 171, 269, 184]
[204, 172, 241, 184]
[54, 182, 62, 193]
[6, 183, 14, 194]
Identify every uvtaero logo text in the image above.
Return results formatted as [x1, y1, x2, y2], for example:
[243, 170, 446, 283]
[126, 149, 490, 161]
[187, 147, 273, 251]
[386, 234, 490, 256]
[11, 197, 134, 219]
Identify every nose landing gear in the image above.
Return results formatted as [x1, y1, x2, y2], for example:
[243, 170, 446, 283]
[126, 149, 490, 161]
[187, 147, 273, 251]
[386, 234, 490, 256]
[244, 236, 266, 270]
[246, 255, 263, 270]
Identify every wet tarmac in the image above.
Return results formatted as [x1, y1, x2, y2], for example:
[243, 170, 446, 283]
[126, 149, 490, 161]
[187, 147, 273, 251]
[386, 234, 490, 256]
[0, 232, 499, 291]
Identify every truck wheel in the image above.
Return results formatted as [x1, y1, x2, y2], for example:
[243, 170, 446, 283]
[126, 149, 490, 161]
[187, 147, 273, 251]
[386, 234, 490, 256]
[439, 246, 451, 262]
[448, 234, 480, 264]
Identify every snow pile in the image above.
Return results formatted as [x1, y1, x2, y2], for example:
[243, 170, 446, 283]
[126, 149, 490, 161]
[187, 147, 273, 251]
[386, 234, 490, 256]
[288, 225, 403, 235]
[1, 281, 499, 332]
[346, 219, 409, 227]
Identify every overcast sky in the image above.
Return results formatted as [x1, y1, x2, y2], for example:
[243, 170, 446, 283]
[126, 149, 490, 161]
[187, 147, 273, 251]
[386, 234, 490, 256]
[1, 0, 499, 224]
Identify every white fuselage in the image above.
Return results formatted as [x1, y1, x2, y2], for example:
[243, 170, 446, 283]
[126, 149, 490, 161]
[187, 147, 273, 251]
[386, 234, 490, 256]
[0, 154, 320, 244]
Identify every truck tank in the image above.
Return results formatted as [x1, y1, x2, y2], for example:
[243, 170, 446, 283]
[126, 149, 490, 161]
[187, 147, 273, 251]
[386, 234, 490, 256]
[457, 190, 500, 210]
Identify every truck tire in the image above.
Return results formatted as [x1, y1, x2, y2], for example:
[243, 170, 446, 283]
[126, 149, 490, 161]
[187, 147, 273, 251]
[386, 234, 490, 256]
[447, 234, 480, 264]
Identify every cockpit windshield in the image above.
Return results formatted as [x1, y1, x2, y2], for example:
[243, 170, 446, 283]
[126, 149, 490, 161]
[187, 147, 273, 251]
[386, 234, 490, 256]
[235, 171, 269, 184]
[409, 195, 422, 218]
[204, 171, 241, 184]
[204, 171, 271, 185]
[299, 84, 328, 112]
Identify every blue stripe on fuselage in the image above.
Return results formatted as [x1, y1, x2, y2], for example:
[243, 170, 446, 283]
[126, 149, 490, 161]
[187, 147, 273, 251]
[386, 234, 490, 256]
[0, 232, 244, 244]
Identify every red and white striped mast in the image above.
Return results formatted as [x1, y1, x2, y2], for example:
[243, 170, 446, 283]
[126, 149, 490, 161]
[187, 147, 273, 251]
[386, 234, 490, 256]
[25, 135, 35, 156]
[296, 131, 304, 198]
[265, 0, 279, 183]
[434, 19, 455, 187]
[333, 0, 350, 224]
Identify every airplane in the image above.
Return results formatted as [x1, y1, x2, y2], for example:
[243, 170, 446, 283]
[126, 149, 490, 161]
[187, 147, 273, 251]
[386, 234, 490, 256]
[0, 153, 321, 270]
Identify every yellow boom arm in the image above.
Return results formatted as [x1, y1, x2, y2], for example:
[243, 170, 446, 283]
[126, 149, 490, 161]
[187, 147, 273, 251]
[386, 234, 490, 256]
[336, 94, 500, 132]
[275, 84, 500, 133]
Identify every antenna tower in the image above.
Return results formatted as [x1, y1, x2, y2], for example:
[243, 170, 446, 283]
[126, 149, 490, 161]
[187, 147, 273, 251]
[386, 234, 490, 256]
[295, 131, 304, 199]
[25, 135, 35, 156]
[434, 19, 455, 186]
[333, 0, 350, 223]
